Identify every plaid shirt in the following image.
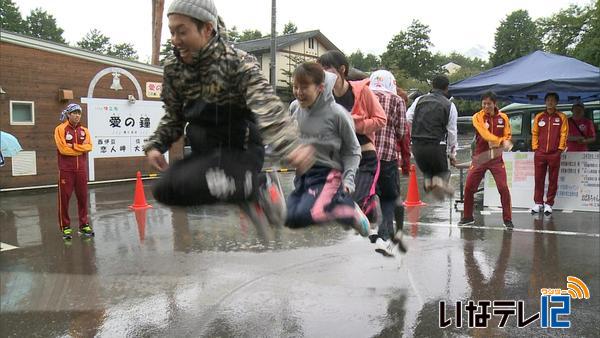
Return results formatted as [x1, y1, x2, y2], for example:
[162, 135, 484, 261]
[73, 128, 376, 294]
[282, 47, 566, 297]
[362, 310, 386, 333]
[373, 91, 406, 161]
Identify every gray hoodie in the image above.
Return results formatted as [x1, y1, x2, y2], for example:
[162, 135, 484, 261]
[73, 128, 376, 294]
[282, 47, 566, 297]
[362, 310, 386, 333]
[290, 71, 361, 192]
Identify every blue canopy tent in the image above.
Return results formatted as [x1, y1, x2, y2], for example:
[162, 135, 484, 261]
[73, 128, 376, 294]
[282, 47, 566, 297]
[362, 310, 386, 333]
[449, 51, 600, 104]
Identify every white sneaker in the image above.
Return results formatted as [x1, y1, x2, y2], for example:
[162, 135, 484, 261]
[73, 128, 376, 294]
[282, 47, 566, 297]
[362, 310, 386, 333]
[375, 238, 395, 257]
[530, 204, 543, 214]
[258, 171, 287, 226]
[544, 204, 553, 215]
[430, 176, 454, 200]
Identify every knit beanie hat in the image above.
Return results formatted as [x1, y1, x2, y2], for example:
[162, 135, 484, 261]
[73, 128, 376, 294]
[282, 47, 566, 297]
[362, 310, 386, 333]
[167, 0, 218, 28]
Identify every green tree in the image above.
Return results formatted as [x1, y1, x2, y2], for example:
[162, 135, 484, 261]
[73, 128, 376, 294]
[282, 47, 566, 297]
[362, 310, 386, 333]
[489, 10, 542, 66]
[435, 52, 488, 70]
[227, 26, 240, 43]
[25, 8, 65, 43]
[77, 29, 111, 54]
[239, 29, 263, 42]
[573, 1, 600, 66]
[159, 39, 174, 65]
[348, 50, 380, 71]
[282, 21, 297, 35]
[280, 53, 307, 99]
[108, 42, 138, 61]
[0, 0, 26, 33]
[77, 29, 139, 61]
[538, 4, 591, 56]
[380, 20, 439, 81]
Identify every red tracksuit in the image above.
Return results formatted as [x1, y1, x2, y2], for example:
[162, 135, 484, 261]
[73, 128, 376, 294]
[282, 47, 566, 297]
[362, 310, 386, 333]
[532, 111, 568, 206]
[464, 109, 512, 222]
[567, 117, 595, 152]
[54, 121, 92, 230]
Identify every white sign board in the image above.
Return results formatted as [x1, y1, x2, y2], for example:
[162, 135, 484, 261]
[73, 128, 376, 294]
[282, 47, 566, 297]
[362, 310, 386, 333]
[81, 98, 165, 180]
[484, 152, 599, 212]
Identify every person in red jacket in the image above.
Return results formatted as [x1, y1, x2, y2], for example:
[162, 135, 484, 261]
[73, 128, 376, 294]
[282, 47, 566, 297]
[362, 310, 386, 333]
[530, 93, 568, 215]
[54, 103, 94, 240]
[459, 92, 513, 228]
[318, 51, 387, 230]
[567, 102, 596, 152]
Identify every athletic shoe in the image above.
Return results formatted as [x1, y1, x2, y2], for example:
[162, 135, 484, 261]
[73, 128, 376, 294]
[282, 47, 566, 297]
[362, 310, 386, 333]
[391, 231, 408, 253]
[431, 176, 454, 200]
[62, 227, 73, 240]
[79, 224, 95, 237]
[458, 218, 475, 226]
[368, 229, 379, 244]
[530, 204, 543, 214]
[353, 203, 370, 237]
[544, 204, 552, 215]
[257, 171, 287, 226]
[239, 201, 270, 229]
[423, 178, 432, 192]
[503, 220, 514, 228]
[375, 238, 395, 257]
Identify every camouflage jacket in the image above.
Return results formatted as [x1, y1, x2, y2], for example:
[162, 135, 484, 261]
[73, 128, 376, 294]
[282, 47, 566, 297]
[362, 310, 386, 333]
[144, 23, 298, 158]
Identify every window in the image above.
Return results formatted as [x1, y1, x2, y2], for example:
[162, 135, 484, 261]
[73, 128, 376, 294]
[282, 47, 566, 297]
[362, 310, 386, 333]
[510, 114, 523, 136]
[308, 38, 315, 49]
[10, 101, 35, 125]
[592, 109, 600, 127]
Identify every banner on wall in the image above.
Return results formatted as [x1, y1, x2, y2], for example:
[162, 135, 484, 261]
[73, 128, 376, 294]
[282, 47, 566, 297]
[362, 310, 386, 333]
[484, 152, 599, 212]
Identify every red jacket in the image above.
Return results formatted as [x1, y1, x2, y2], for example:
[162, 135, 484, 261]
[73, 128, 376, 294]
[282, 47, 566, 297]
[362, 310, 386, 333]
[532, 111, 568, 154]
[54, 121, 92, 171]
[472, 109, 511, 156]
[348, 79, 387, 144]
[567, 117, 596, 152]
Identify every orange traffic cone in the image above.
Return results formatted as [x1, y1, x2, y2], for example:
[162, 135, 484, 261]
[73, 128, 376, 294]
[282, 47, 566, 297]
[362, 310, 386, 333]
[134, 208, 147, 242]
[406, 204, 422, 238]
[403, 164, 426, 207]
[129, 171, 152, 210]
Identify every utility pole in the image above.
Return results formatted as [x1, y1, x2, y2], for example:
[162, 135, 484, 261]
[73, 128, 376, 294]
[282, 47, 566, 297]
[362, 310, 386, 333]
[151, 0, 165, 65]
[270, 0, 277, 93]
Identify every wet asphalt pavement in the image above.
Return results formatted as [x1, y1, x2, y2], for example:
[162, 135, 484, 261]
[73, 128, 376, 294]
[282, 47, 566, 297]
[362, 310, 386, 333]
[1, 170, 599, 337]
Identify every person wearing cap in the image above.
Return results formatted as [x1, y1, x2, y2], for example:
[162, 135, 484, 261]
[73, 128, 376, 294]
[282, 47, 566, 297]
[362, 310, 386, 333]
[530, 92, 568, 215]
[54, 103, 94, 240]
[144, 0, 315, 228]
[406, 75, 458, 199]
[567, 102, 596, 152]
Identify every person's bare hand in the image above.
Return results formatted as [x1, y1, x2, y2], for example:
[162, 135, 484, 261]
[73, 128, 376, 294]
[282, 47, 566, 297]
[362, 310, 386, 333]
[449, 155, 457, 167]
[146, 149, 169, 172]
[502, 139, 513, 151]
[287, 144, 315, 175]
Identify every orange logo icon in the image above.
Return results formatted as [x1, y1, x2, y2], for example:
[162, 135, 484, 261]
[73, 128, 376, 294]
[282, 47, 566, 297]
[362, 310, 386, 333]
[563, 276, 590, 299]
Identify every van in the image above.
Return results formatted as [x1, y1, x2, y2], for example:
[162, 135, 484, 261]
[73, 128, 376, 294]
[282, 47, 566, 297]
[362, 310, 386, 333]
[457, 101, 600, 151]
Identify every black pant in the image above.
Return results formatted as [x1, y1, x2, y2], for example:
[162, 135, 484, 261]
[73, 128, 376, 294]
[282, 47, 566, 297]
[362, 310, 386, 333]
[412, 142, 450, 181]
[152, 122, 265, 206]
[353, 150, 379, 220]
[376, 160, 401, 240]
